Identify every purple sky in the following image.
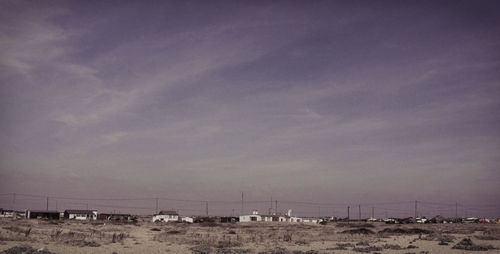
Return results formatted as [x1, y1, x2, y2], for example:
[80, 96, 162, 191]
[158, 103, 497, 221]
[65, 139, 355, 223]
[1, 0, 499, 217]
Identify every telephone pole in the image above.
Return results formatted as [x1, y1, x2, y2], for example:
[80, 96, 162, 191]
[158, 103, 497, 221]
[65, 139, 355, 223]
[270, 195, 273, 214]
[155, 198, 159, 214]
[455, 202, 458, 218]
[46, 197, 49, 211]
[371, 207, 374, 219]
[11, 193, 16, 211]
[205, 202, 209, 216]
[275, 200, 278, 214]
[414, 200, 418, 220]
[241, 192, 244, 215]
[358, 205, 361, 220]
[347, 206, 350, 221]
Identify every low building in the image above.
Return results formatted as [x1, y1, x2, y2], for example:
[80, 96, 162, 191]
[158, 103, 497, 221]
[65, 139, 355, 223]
[0, 209, 15, 218]
[416, 217, 428, 223]
[429, 215, 446, 224]
[261, 215, 274, 222]
[239, 210, 262, 222]
[302, 218, 319, 223]
[152, 210, 179, 222]
[98, 213, 133, 222]
[27, 210, 60, 220]
[220, 216, 239, 223]
[290, 216, 303, 222]
[64, 210, 98, 220]
[181, 216, 194, 223]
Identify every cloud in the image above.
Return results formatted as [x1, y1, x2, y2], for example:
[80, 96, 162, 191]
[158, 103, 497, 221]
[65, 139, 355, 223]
[0, 1, 499, 216]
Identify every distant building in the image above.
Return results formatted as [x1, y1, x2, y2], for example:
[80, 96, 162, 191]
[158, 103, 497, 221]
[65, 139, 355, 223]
[278, 215, 289, 222]
[239, 210, 262, 222]
[302, 218, 314, 223]
[0, 209, 15, 218]
[181, 216, 194, 223]
[152, 210, 179, 222]
[97, 213, 133, 222]
[290, 216, 304, 222]
[26, 210, 60, 220]
[64, 210, 98, 220]
[219, 216, 239, 223]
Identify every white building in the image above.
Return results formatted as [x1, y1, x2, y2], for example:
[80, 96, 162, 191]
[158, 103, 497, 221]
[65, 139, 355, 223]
[278, 216, 288, 222]
[152, 210, 179, 222]
[181, 216, 193, 223]
[239, 210, 262, 222]
[0, 209, 15, 218]
[64, 210, 98, 220]
[290, 217, 303, 222]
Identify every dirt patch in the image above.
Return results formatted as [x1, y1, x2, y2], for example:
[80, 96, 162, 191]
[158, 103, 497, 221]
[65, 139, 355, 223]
[336, 223, 375, 228]
[0, 246, 58, 254]
[352, 246, 383, 253]
[378, 227, 432, 235]
[452, 238, 496, 251]
[341, 228, 375, 234]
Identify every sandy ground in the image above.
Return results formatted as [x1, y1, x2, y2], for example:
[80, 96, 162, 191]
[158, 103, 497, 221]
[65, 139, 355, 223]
[1, 218, 499, 253]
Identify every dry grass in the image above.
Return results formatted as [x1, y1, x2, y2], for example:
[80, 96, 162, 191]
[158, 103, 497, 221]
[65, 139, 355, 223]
[0, 219, 499, 253]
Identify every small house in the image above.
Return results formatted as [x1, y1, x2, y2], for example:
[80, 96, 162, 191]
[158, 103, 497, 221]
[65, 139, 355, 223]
[26, 210, 60, 220]
[0, 209, 15, 218]
[219, 216, 239, 223]
[64, 210, 98, 220]
[181, 216, 194, 223]
[239, 210, 262, 222]
[98, 213, 133, 222]
[152, 210, 179, 222]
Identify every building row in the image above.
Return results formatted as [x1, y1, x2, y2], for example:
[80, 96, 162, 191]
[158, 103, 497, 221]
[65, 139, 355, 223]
[0, 208, 135, 222]
[4, 208, 496, 224]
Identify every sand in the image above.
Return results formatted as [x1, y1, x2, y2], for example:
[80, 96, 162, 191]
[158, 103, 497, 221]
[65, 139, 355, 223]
[1, 219, 499, 253]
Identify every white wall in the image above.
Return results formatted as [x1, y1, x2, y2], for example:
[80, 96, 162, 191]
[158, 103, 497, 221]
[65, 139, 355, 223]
[152, 214, 179, 222]
[181, 217, 193, 223]
[68, 211, 97, 220]
[239, 215, 262, 222]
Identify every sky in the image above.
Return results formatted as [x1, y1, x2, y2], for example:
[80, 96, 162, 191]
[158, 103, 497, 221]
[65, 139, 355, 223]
[1, 0, 499, 217]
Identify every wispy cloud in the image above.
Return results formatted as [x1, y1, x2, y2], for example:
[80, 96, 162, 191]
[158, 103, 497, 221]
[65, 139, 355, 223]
[1, 1, 499, 215]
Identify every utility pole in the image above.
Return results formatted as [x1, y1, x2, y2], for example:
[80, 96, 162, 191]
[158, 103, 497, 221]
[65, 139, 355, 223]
[371, 207, 374, 219]
[347, 206, 350, 221]
[86, 203, 89, 210]
[241, 192, 244, 215]
[270, 195, 273, 214]
[155, 198, 159, 214]
[414, 200, 418, 221]
[232, 209, 235, 217]
[46, 197, 49, 211]
[455, 202, 458, 218]
[205, 201, 208, 216]
[358, 205, 361, 220]
[11, 193, 16, 211]
[275, 200, 278, 214]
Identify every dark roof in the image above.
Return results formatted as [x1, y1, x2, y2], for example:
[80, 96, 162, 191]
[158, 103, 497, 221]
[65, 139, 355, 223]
[100, 213, 131, 216]
[65, 210, 96, 214]
[159, 210, 178, 215]
[28, 210, 60, 213]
